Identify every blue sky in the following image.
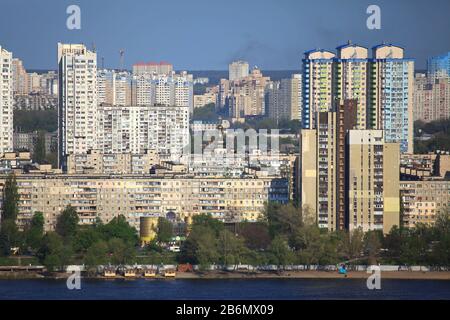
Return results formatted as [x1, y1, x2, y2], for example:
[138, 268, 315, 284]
[0, 0, 449, 70]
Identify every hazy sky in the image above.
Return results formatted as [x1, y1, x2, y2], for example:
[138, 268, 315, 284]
[1, 0, 449, 70]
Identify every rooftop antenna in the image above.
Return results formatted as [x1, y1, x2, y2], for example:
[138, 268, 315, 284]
[101, 56, 105, 69]
[119, 49, 125, 71]
[91, 42, 96, 53]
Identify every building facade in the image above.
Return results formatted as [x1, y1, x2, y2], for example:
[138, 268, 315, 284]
[0, 46, 13, 154]
[0, 174, 289, 232]
[57, 43, 98, 170]
[229, 60, 249, 81]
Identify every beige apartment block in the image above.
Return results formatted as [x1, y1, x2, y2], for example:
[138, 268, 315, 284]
[0, 174, 281, 232]
[400, 180, 450, 228]
[348, 130, 400, 234]
[299, 129, 317, 223]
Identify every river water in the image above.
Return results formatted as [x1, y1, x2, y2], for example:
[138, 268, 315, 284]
[0, 278, 449, 300]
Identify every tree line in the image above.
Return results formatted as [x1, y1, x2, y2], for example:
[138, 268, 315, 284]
[1, 174, 449, 272]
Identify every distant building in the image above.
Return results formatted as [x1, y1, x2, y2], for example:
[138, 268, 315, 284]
[228, 60, 249, 81]
[228, 67, 270, 121]
[0, 46, 13, 154]
[97, 104, 189, 162]
[13, 131, 57, 155]
[194, 91, 217, 109]
[132, 61, 173, 75]
[414, 72, 450, 122]
[193, 77, 209, 85]
[427, 52, 450, 78]
[266, 74, 302, 122]
[131, 71, 193, 113]
[97, 69, 132, 106]
[12, 58, 28, 95]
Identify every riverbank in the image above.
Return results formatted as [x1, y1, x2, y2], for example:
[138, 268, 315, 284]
[1, 270, 450, 280]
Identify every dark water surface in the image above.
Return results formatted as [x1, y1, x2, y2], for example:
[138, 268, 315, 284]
[0, 278, 449, 300]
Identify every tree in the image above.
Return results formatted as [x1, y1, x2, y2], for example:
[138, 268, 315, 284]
[157, 217, 173, 243]
[0, 174, 20, 256]
[37, 232, 72, 272]
[98, 215, 138, 245]
[1, 173, 19, 221]
[217, 229, 248, 267]
[268, 236, 293, 270]
[264, 202, 303, 239]
[179, 224, 219, 269]
[237, 222, 271, 250]
[84, 240, 109, 270]
[364, 230, 382, 264]
[192, 214, 224, 236]
[108, 238, 135, 265]
[55, 206, 79, 240]
[72, 226, 101, 253]
[338, 228, 364, 262]
[24, 212, 45, 251]
[33, 130, 46, 164]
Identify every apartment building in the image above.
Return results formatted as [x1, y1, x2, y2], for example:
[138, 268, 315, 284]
[302, 49, 335, 129]
[0, 174, 289, 232]
[97, 69, 132, 106]
[414, 72, 450, 122]
[229, 60, 249, 81]
[368, 44, 414, 154]
[400, 180, 450, 228]
[427, 51, 450, 78]
[12, 58, 28, 95]
[66, 149, 160, 174]
[266, 74, 302, 122]
[347, 130, 400, 233]
[0, 45, 13, 154]
[334, 43, 368, 129]
[131, 71, 193, 113]
[97, 104, 189, 162]
[228, 67, 270, 120]
[132, 61, 173, 75]
[57, 43, 98, 170]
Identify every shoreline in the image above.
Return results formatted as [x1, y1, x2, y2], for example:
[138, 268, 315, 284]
[1, 270, 450, 280]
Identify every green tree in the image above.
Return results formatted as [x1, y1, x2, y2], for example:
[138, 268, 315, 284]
[84, 240, 109, 270]
[264, 202, 303, 239]
[55, 206, 79, 240]
[1, 173, 19, 221]
[24, 212, 45, 251]
[0, 173, 20, 256]
[237, 222, 271, 250]
[157, 217, 173, 243]
[217, 229, 248, 267]
[364, 230, 383, 264]
[268, 236, 293, 270]
[73, 227, 101, 253]
[37, 232, 72, 272]
[98, 215, 138, 245]
[108, 238, 135, 265]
